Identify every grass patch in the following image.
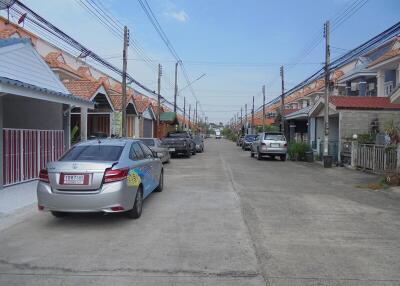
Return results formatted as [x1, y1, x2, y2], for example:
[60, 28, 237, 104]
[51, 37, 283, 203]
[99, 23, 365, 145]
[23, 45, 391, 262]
[355, 176, 392, 190]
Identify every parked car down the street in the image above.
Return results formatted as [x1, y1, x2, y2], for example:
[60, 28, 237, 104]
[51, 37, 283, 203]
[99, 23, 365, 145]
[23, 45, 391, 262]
[137, 138, 170, 163]
[250, 132, 288, 161]
[193, 135, 205, 153]
[37, 139, 164, 219]
[162, 131, 196, 158]
[242, 134, 257, 150]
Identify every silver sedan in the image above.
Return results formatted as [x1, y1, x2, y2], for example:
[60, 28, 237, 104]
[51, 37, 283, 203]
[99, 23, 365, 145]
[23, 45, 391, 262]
[137, 138, 171, 163]
[37, 139, 163, 219]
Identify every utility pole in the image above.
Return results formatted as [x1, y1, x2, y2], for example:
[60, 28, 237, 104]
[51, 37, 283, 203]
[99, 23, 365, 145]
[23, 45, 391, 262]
[188, 104, 191, 130]
[262, 85, 266, 132]
[280, 66, 285, 134]
[240, 107, 243, 134]
[157, 64, 162, 138]
[323, 21, 331, 167]
[183, 97, 186, 130]
[195, 101, 198, 126]
[173, 61, 178, 113]
[251, 96, 255, 134]
[245, 104, 248, 134]
[121, 26, 129, 137]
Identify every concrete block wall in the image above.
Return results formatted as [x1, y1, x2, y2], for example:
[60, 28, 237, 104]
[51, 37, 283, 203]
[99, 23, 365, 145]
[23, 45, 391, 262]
[340, 110, 400, 139]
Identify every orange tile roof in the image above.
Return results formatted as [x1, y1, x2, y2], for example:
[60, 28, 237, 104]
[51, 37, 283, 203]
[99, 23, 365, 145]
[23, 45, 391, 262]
[44, 51, 82, 78]
[0, 21, 38, 44]
[63, 79, 102, 100]
[135, 99, 150, 114]
[330, 96, 400, 110]
[109, 94, 136, 111]
[369, 48, 400, 67]
[77, 66, 95, 80]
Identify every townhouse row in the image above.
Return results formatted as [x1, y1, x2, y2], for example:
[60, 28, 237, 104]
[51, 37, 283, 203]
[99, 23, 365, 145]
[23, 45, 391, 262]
[248, 34, 400, 162]
[0, 17, 193, 188]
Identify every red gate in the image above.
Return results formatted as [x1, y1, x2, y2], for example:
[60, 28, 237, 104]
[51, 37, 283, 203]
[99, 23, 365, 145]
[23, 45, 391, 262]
[3, 129, 64, 186]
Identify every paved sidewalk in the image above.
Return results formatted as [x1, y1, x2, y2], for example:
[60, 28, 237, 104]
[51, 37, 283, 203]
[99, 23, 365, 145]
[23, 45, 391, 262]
[0, 181, 37, 216]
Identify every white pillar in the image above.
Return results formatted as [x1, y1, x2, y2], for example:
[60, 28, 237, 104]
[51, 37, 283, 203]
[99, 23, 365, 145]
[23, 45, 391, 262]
[80, 107, 88, 141]
[376, 70, 385, 97]
[134, 115, 140, 138]
[396, 63, 400, 87]
[0, 96, 3, 189]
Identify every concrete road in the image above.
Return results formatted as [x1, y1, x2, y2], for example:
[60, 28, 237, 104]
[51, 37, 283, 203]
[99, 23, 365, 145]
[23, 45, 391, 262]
[0, 139, 400, 285]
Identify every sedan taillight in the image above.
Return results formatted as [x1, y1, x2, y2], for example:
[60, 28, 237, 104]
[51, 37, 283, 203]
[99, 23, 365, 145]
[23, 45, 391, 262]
[39, 169, 49, 183]
[261, 143, 266, 146]
[284, 143, 288, 147]
[103, 168, 129, 183]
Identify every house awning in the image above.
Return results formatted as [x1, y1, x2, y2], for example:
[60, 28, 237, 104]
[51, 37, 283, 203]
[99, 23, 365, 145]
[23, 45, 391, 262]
[285, 106, 312, 120]
[0, 38, 94, 108]
[160, 112, 177, 123]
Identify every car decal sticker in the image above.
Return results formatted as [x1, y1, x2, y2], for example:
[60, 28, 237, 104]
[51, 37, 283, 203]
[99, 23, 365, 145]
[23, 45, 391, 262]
[127, 169, 141, 187]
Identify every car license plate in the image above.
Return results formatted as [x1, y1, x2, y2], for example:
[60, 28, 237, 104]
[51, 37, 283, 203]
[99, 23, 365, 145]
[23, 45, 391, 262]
[270, 143, 280, 148]
[169, 148, 175, 152]
[60, 174, 89, 185]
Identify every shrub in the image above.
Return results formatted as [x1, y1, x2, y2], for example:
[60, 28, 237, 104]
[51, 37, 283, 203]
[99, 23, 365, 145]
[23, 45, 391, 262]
[357, 133, 376, 144]
[288, 142, 311, 161]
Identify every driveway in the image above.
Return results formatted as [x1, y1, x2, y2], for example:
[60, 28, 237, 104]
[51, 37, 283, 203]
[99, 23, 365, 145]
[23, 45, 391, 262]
[0, 139, 399, 285]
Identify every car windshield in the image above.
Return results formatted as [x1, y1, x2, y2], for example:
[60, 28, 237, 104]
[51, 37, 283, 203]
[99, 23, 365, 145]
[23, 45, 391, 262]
[193, 136, 202, 143]
[264, 134, 285, 141]
[245, 135, 257, 141]
[60, 145, 124, 161]
[138, 139, 155, 146]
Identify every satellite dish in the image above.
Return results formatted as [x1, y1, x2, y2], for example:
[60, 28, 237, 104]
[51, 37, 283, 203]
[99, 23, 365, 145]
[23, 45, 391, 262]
[0, 0, 16, 10]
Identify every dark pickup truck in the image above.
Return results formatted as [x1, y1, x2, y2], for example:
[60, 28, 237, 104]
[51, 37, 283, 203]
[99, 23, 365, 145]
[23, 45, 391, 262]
[162, 131, 196, 158]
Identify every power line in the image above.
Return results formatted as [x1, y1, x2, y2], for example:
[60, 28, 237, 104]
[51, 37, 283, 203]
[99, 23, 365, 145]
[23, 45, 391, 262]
[9, 0, 184, 113]
[137, 0, 205, 117]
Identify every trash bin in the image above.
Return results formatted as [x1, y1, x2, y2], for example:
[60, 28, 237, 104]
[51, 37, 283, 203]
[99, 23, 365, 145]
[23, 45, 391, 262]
[323, 155, 333, 168]
[305, 151, 314, 162]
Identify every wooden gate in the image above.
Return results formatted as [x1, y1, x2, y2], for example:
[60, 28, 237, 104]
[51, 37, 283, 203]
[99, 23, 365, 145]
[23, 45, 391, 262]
[3, 129, 64, 186]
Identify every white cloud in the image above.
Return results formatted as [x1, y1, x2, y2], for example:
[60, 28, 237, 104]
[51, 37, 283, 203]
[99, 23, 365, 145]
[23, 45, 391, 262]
[167, 10, 189, 22]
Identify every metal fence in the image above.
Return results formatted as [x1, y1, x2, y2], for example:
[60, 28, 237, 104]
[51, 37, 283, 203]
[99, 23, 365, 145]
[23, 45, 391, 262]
[3, 129, 64, 186]
[353, 143, 398, 174]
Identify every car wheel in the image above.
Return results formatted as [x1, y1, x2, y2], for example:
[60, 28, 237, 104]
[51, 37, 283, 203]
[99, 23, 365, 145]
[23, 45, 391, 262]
[127, 186, 143, 219]
[192, 150, 196, 155]
[155, 171, 164, 192]
[51, 211, 68, 218]
[257, 149, 262, 160]
[280, 154, 287, 161]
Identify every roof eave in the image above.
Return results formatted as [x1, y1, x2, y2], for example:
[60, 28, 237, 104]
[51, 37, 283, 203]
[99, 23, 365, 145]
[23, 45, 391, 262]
[0, 80, 94, 108]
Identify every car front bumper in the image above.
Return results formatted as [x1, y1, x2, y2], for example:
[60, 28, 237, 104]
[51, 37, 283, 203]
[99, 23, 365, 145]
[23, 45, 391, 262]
[37, 180, 137, 213]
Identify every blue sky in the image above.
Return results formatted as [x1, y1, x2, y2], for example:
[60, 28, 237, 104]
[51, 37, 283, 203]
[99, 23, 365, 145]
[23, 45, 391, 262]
[6, 0, 400, 123]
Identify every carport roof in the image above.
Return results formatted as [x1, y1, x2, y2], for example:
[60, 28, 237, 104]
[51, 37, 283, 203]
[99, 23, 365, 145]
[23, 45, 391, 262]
[0, 38, 94, 108]
[160, 112, 177, 122]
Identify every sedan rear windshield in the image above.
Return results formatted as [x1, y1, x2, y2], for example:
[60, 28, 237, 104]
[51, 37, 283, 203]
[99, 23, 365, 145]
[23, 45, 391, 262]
[60, 145, 124, 161]
[264, 134, 285, 141]
[167, 132, 189, 138]
[138, 139, 155, 146]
